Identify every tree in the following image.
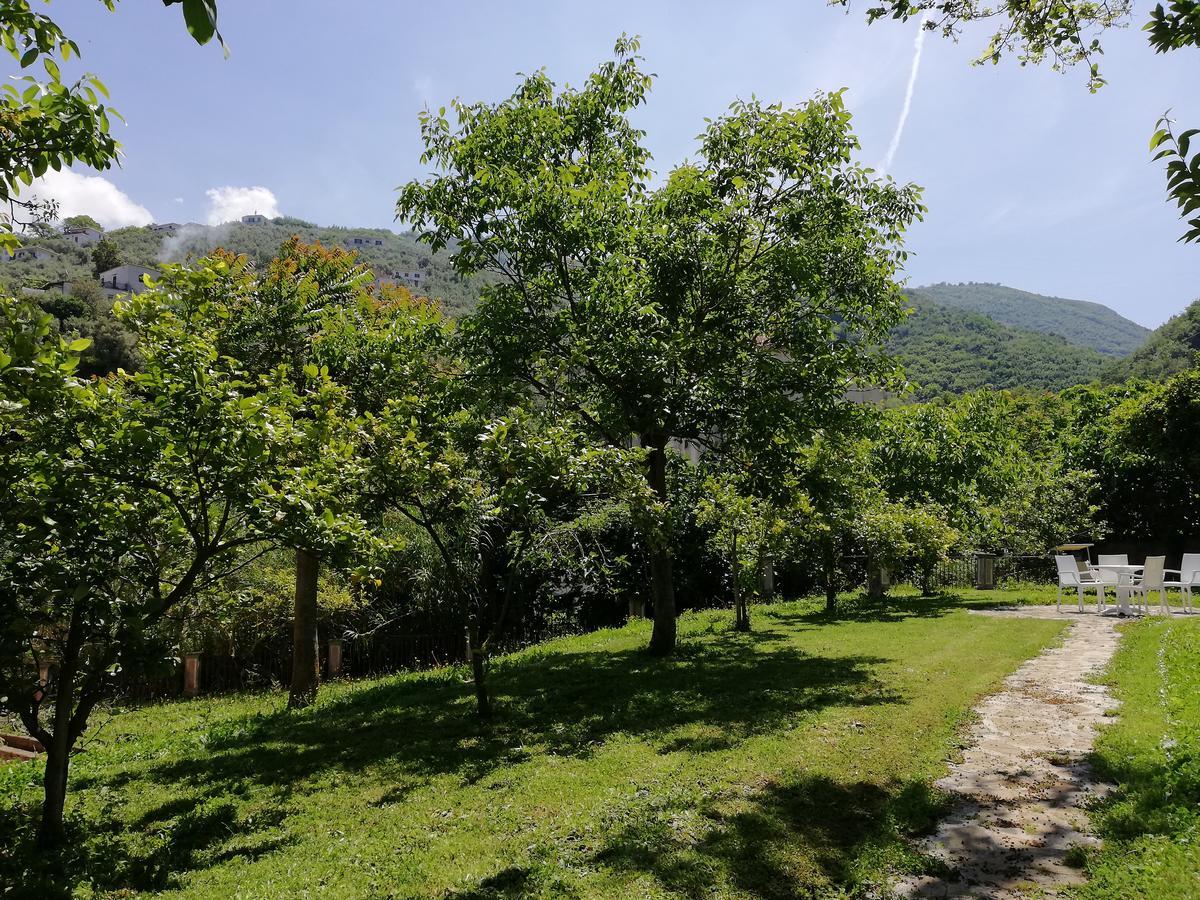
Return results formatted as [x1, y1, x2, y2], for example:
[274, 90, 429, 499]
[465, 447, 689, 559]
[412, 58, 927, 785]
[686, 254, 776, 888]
[90, 237, 122, 276]
[1, 1, 220, 253]
[0, 282, 355, 848]
[368, 384, 645, 718]
[62, 214, 101, 232]
[398, 39, 923, 655]
[695, 475, 781, 631]
[870, 391, 1100, 554]
[1090, 369, 1200, 542]
[855, 498, 958, 599]
[210, 239, 467, 708]
[841, 0, 1200, 242]
[797, 433, 876, 612]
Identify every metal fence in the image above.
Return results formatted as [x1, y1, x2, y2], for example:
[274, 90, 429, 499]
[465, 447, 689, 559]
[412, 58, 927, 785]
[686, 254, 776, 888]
[830, 553, 1057, 591]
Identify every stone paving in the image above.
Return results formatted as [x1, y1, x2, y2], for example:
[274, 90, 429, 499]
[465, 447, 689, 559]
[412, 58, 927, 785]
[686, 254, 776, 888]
[896, 606, 1129, 899]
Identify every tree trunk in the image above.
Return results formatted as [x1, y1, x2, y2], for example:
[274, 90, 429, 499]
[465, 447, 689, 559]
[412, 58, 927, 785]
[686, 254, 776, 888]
[288, 548, 320, 710]
[732, 532, 750, 632]
[38, 601, 84, 851]
[867, 564, 888, 602]
[921, 564, 936, 597]
[643, 436, 677, 656]
[824, 537, 838, 613]
[466, 621, 492, 721]
[38, 737, 70, 850]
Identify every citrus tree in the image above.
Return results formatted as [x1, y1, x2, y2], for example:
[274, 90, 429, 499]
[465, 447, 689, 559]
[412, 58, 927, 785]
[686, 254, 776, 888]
[0, 280, 358, 848]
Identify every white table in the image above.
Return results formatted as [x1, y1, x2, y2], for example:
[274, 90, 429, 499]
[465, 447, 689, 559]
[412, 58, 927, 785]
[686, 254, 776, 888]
[1093, 564, 1144, 616]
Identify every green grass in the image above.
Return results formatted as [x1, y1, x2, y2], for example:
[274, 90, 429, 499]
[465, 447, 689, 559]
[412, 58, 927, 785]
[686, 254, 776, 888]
[1073, 615, 1200, 899]
[0, 594, 1068, 898]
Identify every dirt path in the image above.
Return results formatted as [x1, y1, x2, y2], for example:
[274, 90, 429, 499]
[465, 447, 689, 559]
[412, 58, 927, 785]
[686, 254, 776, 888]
[897, 607, 1124, 899]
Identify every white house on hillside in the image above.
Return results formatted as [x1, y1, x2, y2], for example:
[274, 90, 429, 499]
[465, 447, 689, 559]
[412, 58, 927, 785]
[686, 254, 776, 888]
[241, 214, 268, 225]
[345, 236, 385, 248]
[99, 265, 160, 297]
[2, 246, 58, 263]
[62, 226, 102, 247]
[149, 223, 180, 234]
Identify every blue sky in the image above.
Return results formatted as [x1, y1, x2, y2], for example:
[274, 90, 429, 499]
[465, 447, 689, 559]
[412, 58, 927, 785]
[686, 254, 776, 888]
[17, 0, 1199, 326]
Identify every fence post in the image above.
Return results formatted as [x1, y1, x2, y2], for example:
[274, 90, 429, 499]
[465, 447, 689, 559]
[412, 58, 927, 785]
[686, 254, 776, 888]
[974, 553, 997, 590]
[36, 657, 55, 686]
[327, 638, 344, 677]
[759, 550, 775, 599]
[182, 652, 202, 697]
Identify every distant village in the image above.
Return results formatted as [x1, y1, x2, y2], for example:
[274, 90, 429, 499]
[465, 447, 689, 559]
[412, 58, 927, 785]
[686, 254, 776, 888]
[3, 214, 428, 297]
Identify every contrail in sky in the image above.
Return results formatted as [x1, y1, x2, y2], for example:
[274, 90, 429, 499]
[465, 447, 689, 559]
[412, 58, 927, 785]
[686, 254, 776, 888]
[882, 14, 930, 174]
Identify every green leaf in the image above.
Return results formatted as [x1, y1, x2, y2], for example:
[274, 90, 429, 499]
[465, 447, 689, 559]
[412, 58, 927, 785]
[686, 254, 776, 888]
[180, 0, 219, 45]
[69, 338, 93, 352]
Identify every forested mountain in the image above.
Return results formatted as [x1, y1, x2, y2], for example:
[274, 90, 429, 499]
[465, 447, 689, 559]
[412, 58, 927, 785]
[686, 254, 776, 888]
[6, 223, 1182, 399]
[907, 282, 1149, 357]
[890, 296, 1110, 398]
[1104, 299, 1200, 381]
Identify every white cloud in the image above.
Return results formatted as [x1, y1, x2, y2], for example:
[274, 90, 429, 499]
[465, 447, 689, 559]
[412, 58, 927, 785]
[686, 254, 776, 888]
[173, 196, 184, 204]
[204, 185, 280, 225]
[29, 169, 154, 228]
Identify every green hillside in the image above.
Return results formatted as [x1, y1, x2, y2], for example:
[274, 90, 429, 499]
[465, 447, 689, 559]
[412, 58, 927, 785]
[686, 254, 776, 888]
[1105, 298, 1200, 381]
[907, 282, 1149, 357]
[0, 218, 486, 318]
[891, 297, 1108, 399]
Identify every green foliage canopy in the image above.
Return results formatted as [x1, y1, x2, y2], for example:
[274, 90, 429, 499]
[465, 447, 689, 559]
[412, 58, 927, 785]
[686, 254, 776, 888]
[398, 38, 924, 653]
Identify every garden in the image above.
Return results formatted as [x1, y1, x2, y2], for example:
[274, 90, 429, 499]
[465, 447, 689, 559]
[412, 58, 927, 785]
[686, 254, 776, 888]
[3, 5, 1200, 898]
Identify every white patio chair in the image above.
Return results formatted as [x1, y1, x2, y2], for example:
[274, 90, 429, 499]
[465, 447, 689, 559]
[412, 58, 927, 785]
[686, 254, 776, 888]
[1095, 554, 1128, 612]
[1056, 555, 1101, 612]
[1131, 556, 1168, 614]
[1164, 553, 1200, 614]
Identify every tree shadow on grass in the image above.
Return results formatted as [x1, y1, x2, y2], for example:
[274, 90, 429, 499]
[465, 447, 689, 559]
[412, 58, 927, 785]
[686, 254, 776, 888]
[594, 773, 951, 898]
[8, 623, 904, 896]
[142, 625, 899, 793]
[763, 592, 969, 630]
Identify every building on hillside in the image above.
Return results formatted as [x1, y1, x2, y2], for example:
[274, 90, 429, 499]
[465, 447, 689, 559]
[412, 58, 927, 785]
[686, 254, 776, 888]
[21, 280, 73, 297]
[99, 265, 160, 298]
[345, 236, 385, 248]
[148, 222, 180, 234]
[62, 226, 102, 247]
[241, 213, 268, 225]
[844, 386, 889, 405]
[2, 245, 58, 263]
[394, 270, 425, 288]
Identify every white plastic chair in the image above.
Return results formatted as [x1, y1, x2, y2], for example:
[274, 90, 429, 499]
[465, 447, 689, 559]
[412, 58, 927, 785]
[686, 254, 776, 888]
[1164, 553, 1200, 614]
[1056, 555, 1101, 612]
[1131, 556, 1168, 614]
[1095, 554, 1128, 612]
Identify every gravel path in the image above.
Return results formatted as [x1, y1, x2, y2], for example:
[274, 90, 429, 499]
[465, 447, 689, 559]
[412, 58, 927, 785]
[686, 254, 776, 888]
[897, 606, 1126, 899]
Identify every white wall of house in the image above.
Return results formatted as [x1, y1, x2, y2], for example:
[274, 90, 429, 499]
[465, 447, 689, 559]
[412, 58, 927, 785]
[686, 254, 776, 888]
[62, 227, 102, 247]
[99, 265, 160, 297]
[2, 246, 57, 262]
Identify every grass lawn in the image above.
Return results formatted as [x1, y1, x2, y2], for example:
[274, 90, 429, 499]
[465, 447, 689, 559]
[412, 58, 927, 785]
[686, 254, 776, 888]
[1075, 615, 1200, 899]
[0, 593, 1068, 898]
